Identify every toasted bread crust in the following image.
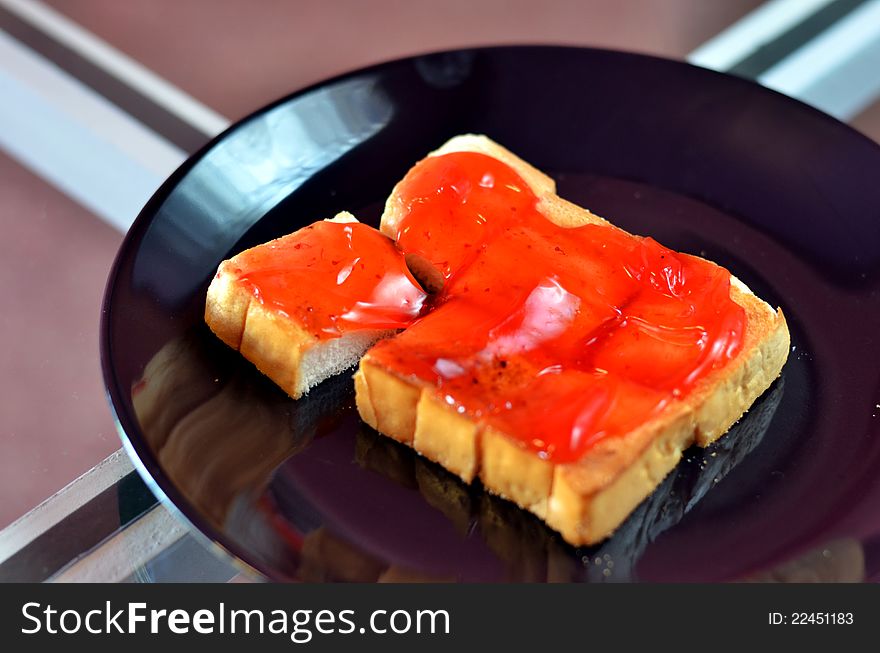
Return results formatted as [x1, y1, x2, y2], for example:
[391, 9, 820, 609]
[356, 134, 790, 546]
[207, 262, 324, 398]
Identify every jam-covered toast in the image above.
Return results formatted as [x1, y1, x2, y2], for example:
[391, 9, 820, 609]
[356, 135, 789, 545]
[206, 136, 789, 546]
[205, 213, 427, 398]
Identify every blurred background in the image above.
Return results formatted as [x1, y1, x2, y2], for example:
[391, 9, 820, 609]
[1, 0, 879, 531]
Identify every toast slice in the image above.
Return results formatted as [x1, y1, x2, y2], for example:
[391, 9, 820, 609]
[205, 213, 427, 398]
[354, 135, 790, 546]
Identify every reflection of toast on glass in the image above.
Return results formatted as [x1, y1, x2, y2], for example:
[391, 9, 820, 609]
[298, 525, 455, 583]
[131, 332, 347, 526]
[581, 376, 784, 582]
[131, 332, 226, 451]
[354, 375, 783, 582]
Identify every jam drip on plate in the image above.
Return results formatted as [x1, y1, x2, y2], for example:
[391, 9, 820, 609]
[371, 151, 746, 463]
[231, 220, 427, 338]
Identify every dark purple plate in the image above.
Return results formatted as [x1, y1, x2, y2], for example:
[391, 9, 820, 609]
[102, 46, 880, 582]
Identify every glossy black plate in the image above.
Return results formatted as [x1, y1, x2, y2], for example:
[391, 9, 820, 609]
[102, 46, 880, 582]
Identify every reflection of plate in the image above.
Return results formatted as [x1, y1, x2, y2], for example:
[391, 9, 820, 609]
[102, 46, 880, 582]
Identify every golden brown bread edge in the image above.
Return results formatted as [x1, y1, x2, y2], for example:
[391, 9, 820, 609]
[205, 213, 396, 399]
[354, 134, 790, 546]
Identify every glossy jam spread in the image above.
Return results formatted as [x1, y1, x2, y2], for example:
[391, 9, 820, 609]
[369, 152, 746, 462]
[231, 220, 427, 338]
